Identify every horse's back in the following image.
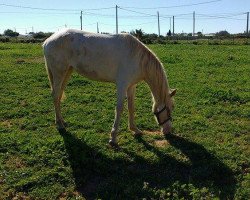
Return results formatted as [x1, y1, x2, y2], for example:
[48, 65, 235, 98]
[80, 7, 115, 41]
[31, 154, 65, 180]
[43, 29, 143, 83]
[43, 29, 130, 53]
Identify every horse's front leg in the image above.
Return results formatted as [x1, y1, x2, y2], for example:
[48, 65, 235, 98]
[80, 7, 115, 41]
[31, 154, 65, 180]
[127, 85, 143, 135]
[109, 84, 127, 146]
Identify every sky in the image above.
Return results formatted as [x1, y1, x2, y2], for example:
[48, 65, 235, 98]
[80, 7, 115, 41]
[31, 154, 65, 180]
[0, 0, 249, 35]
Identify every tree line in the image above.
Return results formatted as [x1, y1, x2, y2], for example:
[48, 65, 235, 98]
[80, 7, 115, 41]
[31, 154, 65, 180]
[1, 29, 53, 39]
[0, 28, 249, 44]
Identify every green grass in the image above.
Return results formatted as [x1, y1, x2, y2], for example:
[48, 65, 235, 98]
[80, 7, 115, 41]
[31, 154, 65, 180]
[0, 42, 249, 199]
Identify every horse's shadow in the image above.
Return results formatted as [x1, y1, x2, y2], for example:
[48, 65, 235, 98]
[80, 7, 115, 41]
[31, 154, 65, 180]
[60, 131, 236, 199]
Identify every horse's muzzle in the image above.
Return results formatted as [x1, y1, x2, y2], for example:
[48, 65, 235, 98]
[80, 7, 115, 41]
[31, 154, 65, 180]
[162, 120, 172, 134]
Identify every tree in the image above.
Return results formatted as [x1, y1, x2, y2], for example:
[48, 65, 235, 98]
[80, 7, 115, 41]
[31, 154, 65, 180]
[167, 30, 171, 36]
[216, 30, 230, 37]
[130, 29, 144, 40]
[33, 32, 46, 38]
[197, 31, 203, 37]
[29, 32, 53, 39]
[4, 29, 19, 37]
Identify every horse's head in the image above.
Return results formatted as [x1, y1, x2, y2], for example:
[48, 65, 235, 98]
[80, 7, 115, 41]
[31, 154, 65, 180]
[153, 89, 176, 134]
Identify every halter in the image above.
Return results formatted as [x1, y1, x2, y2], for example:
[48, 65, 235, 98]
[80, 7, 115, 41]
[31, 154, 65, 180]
[154, 105, 172, 126]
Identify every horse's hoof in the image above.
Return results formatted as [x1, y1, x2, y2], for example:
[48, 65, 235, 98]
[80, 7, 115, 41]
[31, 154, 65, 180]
[130, 127, 143, 136]
[109, 140, 119, 148]
[134, 130, 143, 136]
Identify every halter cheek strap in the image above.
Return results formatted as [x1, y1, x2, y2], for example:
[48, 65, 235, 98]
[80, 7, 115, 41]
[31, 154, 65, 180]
[154, 106, 172, 126]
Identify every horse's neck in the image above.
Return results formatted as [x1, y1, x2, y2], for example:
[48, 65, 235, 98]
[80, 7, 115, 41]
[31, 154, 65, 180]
[144, 66, 170, 107]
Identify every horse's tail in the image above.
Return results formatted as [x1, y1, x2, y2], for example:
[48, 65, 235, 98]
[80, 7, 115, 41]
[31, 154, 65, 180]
[44, 58, 53, 90]
[44, 56, 66, 101]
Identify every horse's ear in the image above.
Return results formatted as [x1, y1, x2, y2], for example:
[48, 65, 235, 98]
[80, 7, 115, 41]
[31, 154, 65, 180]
[169, 89, 177, 97]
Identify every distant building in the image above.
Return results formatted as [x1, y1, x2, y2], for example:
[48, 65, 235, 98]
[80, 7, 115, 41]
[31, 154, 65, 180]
[204, 33, 216, 36]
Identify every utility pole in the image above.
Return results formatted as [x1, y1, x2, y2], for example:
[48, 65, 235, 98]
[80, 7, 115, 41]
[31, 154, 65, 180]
[97, 22, 99, 33]
[157, 11, 160, 36]
[247, 12, 249, 35]
[80, 11, 83, 30]
[116, 5, 118, 34]
[170, 17, 172, 32]
[173, 16, 175, 36]
[193, 11, 195, 36]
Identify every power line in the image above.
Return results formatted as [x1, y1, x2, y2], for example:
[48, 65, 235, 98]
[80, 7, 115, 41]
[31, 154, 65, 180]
[118, 7, 157, 17]
[0, 11, 79, 15]
[160, 13, 193, 19]
[0, 7, 245, 20]
[202, 12, 246, 17]
[0, 10, 156, 19]
[0, 2, 248, 35]
[0, 3, 114, 11]
[197, 13, 246, 17]
[197, 13, 245, 20]
[84, 12, 115, 17]
[120, 0, 222, 9]
[196, 17, 245, 21]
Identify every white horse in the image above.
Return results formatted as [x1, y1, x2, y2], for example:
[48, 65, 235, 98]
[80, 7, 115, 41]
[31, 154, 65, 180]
[43, 29, 176, 146]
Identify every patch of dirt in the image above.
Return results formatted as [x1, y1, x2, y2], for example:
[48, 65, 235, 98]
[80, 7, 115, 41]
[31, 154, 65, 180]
[1, 120, 12, 128]
[26, 57, 44, 64]
[154, 140, 169, 147]
[15, 57, 44, 65]
[5, 155, 26, 169]
[144, 130, 162, 135]
[4, 191, 31, 200]
[142, 131, 169, 147]
[15, 59, 25, 64]
[20, 100, 28, 107]
[59, 191, 83, 200]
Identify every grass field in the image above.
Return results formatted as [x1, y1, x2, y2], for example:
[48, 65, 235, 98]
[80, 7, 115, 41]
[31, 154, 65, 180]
[0, 42, 249, 199]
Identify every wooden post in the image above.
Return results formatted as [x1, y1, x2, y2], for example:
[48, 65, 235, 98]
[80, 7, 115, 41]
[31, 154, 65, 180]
[80, 11, 83, 30]
[170, 17, 171, 32]
[247, 12, 249, 36]
[173, 16, 175, 36]
[116, 5, 118, 34]
[193, 11, 195, 36]
[157, 11, 160, 37]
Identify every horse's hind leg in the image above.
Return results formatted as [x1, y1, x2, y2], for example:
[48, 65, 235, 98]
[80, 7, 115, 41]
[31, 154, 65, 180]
[52, 77, 65, 131]
[59, 66, 73, 126]
[51, 67, 72, 132]
[109, 83, 127, 146]
[127, 85, 142, 135]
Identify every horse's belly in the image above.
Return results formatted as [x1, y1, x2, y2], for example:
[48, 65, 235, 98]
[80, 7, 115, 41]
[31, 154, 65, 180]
[74, 63, 116, 82]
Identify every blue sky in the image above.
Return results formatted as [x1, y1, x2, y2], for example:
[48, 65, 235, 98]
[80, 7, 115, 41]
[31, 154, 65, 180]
[0, 0, 249, 35]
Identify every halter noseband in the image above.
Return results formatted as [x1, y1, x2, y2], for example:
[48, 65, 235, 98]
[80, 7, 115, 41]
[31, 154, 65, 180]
[154, 105, 172, 126]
